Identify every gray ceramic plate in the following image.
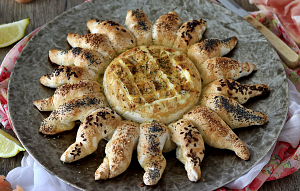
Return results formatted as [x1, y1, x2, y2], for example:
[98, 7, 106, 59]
[8, 0, 289, 190]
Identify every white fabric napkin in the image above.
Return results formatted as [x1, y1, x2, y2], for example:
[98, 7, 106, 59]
[6, 152, 80, 191]
[6, 79, 300, 191]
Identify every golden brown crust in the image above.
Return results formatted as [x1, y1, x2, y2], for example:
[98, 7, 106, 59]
[87, 19, 137, 55]
[61, 107, 122, 163]
[152, 11, 182, 47]
[104, 45, 201, 124]
[187, 37, 238, 69]
[39, 93, 107, 135]
[199, 57, 257, 86]
[168, 119, 205, 182]
[34, 80, 102, 111]
[183, 106, 250, 160]
[40, 65, 98, 88]
[34, 97, 55, 111]
[95, 120, 140, 180]
[200, 94, 268, 129]
[126, 9, 153, 46]
[201, 79, 269, 104]
[173, 19, 207, 54]
[67, 33, 116, 60]
[49, 47, 110, 74]
[137, 120, 169, 185]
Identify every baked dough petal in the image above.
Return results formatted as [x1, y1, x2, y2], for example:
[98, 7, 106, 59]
[187, 36, 238, 69]
[40, 65, 98, 88]
[173, 19, 207, 54]
[39, 93, 107, 135]
[137, 120, 170, 185]
[152, 11, 182, 48]
[183, 106, 250, 160]
[199, 57, 257, 86]
[168, 119, 205, 182]
[87, 19, 137, 55]
[125, 9, 153, 46]
[34, 80, 102, 111]
[67, 33, 116, 61]
[61, 107, 122, 163]
[95, 120, 140, 180]
[201, 79, 269, 104]
[49, 47, 110, 74]
[200, 94, 268, 129]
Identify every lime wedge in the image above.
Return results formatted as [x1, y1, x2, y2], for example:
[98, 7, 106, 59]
[0, 18, 30, 48]
[0, 129, 25, 158]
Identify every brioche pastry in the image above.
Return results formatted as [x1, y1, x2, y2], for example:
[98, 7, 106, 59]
[61, 107, 122, 163]
[49, 47, 110, 74]
[137, 120, 170, 185]
[199, 57, 257, 86]
[40, 65, 98, 88]
[187, 37, 238, 69]
[183, 106, 250, 160]
[173, 19, 207, 54]
[95, 120, 140, 180]
[200, 94, 268, 129]
[34, 80, 102, 111]
[67, 33, 116, 60]
[87, 19, 137, 55]
[168, 119, 205, 182]
[125, 9, 153, 46]
[39, 93, 107, 135]
[202, 79, 269, 104]
[152, 11, 182, 47]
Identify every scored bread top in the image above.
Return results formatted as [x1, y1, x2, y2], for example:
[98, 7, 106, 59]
[104, 45, 201, 124]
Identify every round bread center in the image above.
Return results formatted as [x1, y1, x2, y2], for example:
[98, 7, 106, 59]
[103, 45, 201, 124]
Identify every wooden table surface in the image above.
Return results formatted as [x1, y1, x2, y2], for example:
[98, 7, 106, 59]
[0, 0, 299, 190]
